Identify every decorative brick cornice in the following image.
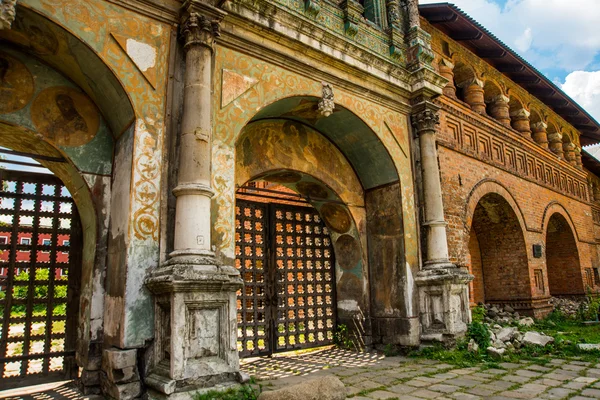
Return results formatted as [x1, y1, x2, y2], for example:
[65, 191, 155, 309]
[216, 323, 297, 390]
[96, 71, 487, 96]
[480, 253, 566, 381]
[0, 0, 17, 30]
[437, 97, 589, 203]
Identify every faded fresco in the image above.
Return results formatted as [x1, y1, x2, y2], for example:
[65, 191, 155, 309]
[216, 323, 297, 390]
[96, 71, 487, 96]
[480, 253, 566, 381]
[212, 47, 418, 292]
[0, 48, 112, 176]
[2, 0, 173, 349]
[236, 120, 368, 317]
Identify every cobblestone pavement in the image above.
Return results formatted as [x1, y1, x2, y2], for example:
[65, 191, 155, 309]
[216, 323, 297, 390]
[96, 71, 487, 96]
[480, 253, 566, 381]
[244, 348, 600, 399]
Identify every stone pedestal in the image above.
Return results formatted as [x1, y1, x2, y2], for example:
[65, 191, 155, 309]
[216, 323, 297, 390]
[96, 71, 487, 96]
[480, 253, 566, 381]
[415, 268, 472, 343]
[145, 262, 242, 398]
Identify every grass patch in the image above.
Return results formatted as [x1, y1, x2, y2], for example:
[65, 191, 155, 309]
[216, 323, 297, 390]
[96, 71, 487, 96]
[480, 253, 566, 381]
[409, 311, 600, 366]
[193, 384, 260, 400]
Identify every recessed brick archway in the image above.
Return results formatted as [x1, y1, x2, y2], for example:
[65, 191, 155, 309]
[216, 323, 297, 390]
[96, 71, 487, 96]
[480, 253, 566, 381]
[545, 213, 584, 296]
[468, 192, 530, 304]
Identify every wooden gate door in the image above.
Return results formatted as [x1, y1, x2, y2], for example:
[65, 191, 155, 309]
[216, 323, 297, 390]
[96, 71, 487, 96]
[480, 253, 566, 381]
[235, 199, 336, 358]
[0, 170, 81, 389]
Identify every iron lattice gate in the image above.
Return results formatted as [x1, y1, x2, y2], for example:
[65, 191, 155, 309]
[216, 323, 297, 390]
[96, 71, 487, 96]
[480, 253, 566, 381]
[235, 199, 336, 358]
[0, 169, 81, 389]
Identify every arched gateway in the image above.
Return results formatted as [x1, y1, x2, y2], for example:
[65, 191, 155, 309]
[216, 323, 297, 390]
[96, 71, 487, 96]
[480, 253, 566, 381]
[231, 98, 406, 354]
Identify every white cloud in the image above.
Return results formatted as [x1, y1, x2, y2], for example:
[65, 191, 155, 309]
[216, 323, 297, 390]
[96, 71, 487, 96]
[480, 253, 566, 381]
[514, 27, 532, 53]
[419, 0, 600, 72]
[561, 70, 600, 122]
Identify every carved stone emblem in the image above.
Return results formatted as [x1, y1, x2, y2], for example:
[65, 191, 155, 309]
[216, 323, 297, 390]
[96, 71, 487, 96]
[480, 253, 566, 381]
[317, 82, 335, 117]
[0, 0, 17, 30]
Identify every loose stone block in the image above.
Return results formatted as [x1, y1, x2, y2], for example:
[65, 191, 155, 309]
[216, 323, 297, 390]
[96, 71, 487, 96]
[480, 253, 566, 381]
[257, 376, 347, 400]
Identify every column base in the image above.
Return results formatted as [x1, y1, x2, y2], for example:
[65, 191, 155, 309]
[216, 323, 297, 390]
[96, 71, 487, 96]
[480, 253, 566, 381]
[415, 265, 473, 344]
[145, 260, 243, 397]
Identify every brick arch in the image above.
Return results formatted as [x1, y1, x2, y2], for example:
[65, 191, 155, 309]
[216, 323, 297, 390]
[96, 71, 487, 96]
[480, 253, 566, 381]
[465, 180, 531, 303]
[542, 205, 584, 295]
[464, 179, 528, 235]
[541, 202, 580, 242]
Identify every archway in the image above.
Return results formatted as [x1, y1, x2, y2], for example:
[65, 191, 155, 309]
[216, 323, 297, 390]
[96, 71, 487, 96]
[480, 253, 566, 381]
[545, 213, 584, 295]
[0, 5, 135, 388]
[469, 193, 530, 304]
[233, 97, 407, 350]
[0, 158, 83, 388]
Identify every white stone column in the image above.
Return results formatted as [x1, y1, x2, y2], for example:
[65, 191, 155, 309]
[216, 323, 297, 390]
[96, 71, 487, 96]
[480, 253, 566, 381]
[413, 103, 453, 268]
[145, 3, 242, 397]
[170, 10, 218, 263]
[412, 101, 472, 344]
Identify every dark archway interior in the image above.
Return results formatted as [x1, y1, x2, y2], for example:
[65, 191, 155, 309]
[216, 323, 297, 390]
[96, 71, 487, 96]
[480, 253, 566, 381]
[546, 213, 584, 296]
[470, 193, 530, 302]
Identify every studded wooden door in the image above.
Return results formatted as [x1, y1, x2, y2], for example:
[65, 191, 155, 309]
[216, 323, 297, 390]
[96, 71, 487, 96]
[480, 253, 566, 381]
[235, 199, 336, 358]
[0, 170, 81, 389]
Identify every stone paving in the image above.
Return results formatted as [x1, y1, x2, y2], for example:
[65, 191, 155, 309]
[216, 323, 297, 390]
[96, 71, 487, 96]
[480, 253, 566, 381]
[243, 348, 600, 400]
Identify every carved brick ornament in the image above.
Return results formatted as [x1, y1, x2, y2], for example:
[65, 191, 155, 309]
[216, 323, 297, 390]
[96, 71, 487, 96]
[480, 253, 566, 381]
[0, 0, 17, 30]
[412, 108, 440, 135]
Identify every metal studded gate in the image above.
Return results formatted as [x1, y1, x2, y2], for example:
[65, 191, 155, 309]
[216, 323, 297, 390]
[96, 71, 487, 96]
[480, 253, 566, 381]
[0, 169, 81, 389]
[235, 199, 336, 358]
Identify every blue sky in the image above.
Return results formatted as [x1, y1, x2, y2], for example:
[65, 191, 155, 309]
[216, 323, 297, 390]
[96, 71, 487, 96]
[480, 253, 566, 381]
[421, 0, 600, 127]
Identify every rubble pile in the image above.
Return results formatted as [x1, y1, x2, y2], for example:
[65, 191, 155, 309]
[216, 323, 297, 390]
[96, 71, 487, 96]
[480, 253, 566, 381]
[467, 324, 555, 359]
[550, 297, 589, 318]
[481, 297, 590, 324]
[481, 304, 527, 325]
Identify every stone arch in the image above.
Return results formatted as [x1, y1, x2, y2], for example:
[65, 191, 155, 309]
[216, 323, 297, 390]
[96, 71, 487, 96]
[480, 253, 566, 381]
[465, 180, 530, 304]
[232, 104, 409, 346]
[0, 5, 136, 376]
[544, 210, 584, 295]
[235, 123, 366, 323]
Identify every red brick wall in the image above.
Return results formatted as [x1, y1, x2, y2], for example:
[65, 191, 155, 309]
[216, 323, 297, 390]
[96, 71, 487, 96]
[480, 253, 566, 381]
[546, 213, 584, 295]
[436, 102, 596, 310]
[467, 229, 485, 304]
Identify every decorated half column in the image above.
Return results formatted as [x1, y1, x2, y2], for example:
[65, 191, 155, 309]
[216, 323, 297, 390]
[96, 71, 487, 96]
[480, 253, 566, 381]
[402, 0, 472, 344]
[145, 2, 243, 397]
[412, 101, 473, 343]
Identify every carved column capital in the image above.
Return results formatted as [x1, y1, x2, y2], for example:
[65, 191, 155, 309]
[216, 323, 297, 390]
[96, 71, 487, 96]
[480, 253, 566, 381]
[181, 4, 226, 51]
[0, 0, 17, 30]
[412, 103, 441, 136]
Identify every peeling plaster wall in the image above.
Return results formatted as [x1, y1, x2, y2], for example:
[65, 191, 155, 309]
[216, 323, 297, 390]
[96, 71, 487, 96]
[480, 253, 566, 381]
[104, 125, 134, 347]
[12, 0, 174, 349]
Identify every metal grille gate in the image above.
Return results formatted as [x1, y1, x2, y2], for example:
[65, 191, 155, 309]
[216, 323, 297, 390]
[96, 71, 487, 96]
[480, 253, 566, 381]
[235, 199, 336, 358]
[0, 169, 81, 389]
